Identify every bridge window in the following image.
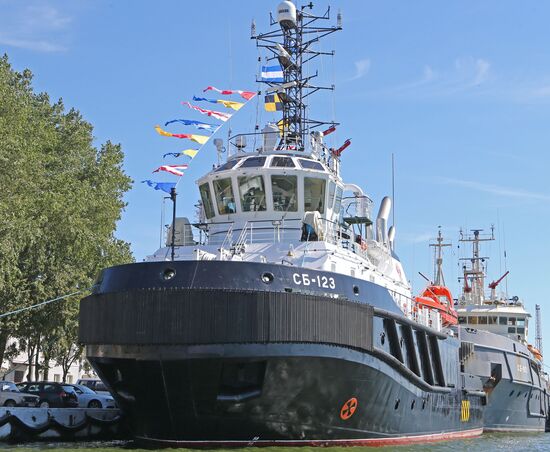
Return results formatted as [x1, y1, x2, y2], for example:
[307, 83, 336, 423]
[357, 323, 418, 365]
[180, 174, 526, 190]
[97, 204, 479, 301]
[517, 327, 525, 334]
[499, 317, 507, 325]
[334, 186, 343, 214]
[298, 159, 324, 171]
[517, 318, 526, 327]
[508, 317, 516, 326]
[215, 159, 241, 172]
[458, 316, 466, 323]
[328, 181, 336, 209]
[469, 316, 478, 325]
[213, 178, 236, 215]
[238, 176, 266, 212]
[199, 183, 215, 219]
[240, 156, 266, 168]
[271, 156, 295, 167]
[508, 327, 516, 334]
[479, 316, 488, 325]
[488, 316, 498, 324]
[271, 175, 297, 211]
[304, 177, 326, 213]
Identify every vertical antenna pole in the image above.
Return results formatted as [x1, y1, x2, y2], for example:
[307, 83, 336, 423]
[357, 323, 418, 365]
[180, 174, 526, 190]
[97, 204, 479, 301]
[535, 304, 543, 362]
[170, 187, 177, 261]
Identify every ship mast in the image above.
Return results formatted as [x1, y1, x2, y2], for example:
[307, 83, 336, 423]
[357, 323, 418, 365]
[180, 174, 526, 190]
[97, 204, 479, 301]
[430, 228, 451, 286]
[253, 1, 341, 152]
[458, 227, 494, 305]
[535, 304, 543, 361]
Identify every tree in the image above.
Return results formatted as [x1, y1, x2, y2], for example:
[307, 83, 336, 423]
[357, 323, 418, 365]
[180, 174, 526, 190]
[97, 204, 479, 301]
[0, 54, 133, 373]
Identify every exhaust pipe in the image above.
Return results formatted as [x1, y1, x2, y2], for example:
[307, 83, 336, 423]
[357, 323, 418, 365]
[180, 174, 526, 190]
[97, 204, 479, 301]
[376, 196, 392, 245]
[388, 225, 396, 250]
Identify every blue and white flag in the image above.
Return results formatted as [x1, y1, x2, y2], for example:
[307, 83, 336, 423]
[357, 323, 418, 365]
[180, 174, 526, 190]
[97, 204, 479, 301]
[141, 180, 176, 194]
[164, 119, 217, 132]
[261, 65, 284, 82]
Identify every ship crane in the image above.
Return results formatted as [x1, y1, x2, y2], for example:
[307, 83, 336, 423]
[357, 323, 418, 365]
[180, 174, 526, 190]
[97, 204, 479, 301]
[488, 270, 509, 301]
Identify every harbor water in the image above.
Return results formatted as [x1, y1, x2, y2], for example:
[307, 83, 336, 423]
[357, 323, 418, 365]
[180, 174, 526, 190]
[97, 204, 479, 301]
[0, 434, 549, 452]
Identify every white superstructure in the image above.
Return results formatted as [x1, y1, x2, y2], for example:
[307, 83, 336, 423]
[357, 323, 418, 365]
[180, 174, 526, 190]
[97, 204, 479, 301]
[456, 228, 530, 342]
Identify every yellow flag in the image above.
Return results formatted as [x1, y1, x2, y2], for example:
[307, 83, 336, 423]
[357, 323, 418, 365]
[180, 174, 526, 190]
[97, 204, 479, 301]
[217, 100, 244, 111]
[155, 125, 172, 137]
[190, 134, 209, 145]
[183, 149, 199, 158]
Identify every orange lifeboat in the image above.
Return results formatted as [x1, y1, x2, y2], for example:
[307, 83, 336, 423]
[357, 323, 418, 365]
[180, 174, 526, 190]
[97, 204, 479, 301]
[528, 344, 543, 361]
[414, 285, 458, 326]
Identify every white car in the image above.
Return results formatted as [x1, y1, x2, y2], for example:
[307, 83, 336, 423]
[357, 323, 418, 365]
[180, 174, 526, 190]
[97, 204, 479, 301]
[68, 384, 116, 408]
[0, 381, 39, 407]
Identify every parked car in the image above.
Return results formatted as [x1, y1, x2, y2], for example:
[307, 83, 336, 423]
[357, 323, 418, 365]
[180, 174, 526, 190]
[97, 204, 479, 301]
[76, 378, 110, 394]
[16, 382, 78, 408]
[66, 384, 116, 408]
[0, 381, 39, 407]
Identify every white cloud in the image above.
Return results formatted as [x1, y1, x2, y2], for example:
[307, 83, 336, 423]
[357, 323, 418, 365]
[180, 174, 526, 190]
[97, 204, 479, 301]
[0, 2, 71, 53]
[350, 58, 371, 81]
[398, 232, 434, 245]
[440, 177, 550, 201]
[0, 35, 66, 53]
[422, 65, 437, 83]
[473, 58, 491, 85]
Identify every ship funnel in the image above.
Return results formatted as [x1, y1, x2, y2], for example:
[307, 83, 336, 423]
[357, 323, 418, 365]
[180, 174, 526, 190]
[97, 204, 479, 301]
[376, 196, 392, 245]
[388, 225, 396, 250]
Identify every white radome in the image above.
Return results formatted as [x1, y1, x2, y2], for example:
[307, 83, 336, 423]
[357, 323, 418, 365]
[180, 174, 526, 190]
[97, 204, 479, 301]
[277, 1, 297, 28]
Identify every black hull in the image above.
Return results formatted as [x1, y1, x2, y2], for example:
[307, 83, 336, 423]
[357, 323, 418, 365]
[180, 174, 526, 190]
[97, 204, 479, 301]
[80, 260, 485, 445]
[87, 344, 483, 445]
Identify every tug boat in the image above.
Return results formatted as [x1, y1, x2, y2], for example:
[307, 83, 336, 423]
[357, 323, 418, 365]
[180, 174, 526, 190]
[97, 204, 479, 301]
[455, 228, 549, 432]
[79, 1, 485, 446]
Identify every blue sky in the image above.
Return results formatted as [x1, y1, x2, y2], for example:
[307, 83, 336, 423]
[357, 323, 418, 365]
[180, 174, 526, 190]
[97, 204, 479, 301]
[3, 1, 550, 355]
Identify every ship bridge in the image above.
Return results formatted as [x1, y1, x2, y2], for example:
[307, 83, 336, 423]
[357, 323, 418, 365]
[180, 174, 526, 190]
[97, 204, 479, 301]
[457, 301, 530, 343]
[196, 152, 358, 244]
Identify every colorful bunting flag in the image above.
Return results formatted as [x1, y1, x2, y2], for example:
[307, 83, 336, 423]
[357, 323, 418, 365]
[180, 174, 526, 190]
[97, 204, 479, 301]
[261, 65, 284, 82]
[164, 119, 217, 132]
[153, 164, 189, 177]
[141, 180, 176, 194]
[162, 149, 199, 159]
[264, 94, 283, 112]
[203, 86, 256, 101]
[155, 126, 209, 144]
[163, 152, 182, 158]
[192, 96, 218, 104]
[182, 102, 232, 122]
[182, 149, 199, 159]
[217, 99, 244, 111]
[193, 96, 244, 111]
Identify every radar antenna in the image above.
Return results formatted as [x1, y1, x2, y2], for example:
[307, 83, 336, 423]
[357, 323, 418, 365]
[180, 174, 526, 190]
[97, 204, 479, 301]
[253, 1, 341, 152]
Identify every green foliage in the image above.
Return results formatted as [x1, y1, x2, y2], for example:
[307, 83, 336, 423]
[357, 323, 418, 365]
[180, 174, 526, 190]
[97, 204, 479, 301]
[0, 54, 133, 376]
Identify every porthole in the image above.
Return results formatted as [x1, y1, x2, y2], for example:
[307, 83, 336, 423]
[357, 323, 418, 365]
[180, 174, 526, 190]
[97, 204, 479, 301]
[394, 399, 400, 410]
[161, 268, 176, 281]
[353, 285, 359, 295]
[261, 272, 274, 284]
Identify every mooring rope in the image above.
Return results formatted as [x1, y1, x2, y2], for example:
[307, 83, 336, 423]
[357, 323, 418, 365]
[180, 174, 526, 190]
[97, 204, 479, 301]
[0, 287, 93, 319]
